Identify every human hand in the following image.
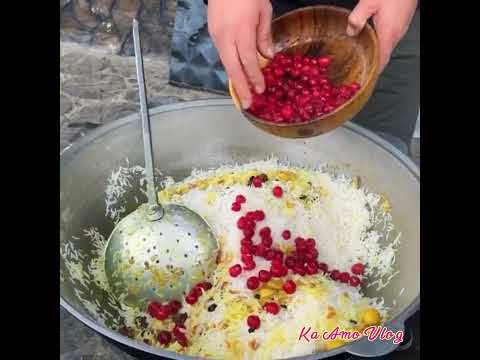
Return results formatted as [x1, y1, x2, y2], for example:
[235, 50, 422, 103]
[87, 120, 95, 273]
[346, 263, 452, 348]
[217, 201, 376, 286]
[346, 0, 418, 73]
[208, 0, 274, 109]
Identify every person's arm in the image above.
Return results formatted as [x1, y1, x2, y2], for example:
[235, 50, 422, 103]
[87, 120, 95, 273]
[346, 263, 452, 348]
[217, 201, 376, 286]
[207, 0, 418, 109]
[347, 0, 418, 73]
[207, 0, 274, 109]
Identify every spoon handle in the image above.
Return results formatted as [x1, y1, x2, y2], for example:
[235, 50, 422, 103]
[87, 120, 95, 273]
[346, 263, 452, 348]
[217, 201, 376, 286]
[133, 19, 163, 220]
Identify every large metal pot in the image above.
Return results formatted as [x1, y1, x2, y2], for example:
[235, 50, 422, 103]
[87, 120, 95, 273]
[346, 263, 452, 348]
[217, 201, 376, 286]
[60, 99, 419, 359]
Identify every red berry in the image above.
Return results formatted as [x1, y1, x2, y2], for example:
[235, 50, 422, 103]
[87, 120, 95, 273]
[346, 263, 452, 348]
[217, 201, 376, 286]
[273, 89, 285, 100]
[237, 217, 247, 230]
[264, 302, 280, 315]
[261, 235, 273, 247]
[155, 304, 171, 320]
[310, 67, 320, 77]
[330, 270, 340, 281]
[241, 244, 253, 255]
[281, 104, 294, 120]
[272, 186, 283, 198]
[349, 275, 361, 287]
[246, 276, 260, 290]
[176, 335, 188, 347]
[318, 56, 332, 67]
[147, 302, 162, 318]
[158, 330, 172, 345]
[351, 263, 365, 275]
[318, 262, 329, 273]
[198, 282, 212, 291]
[293, 264, 306, 276]
[192, 286, 203, 298]
[281, 230, 291, 240]
[295, 237, 305, 247]
[285, 256, 296, 269]
[265, 74, 276, 87]
[243, 228, 254, 238]
[339, 272, 350, 283]
[270, 265, 284, 277]
[273, 249, 284, 262]
[274, 67, 285, 77]
[241, 254, 253, 263]
[264, 249, 275, 261]
[169, 300, 182, 314]
[258, 270, 272, 282]
[306, 238, 316, 248]
[231, 202, 241, 212]
[271, 259, 283, 269]
[305, 261, 319, 275]
[254, 244, 267, 257]
[229, 264, 242, 277]
[350, 82, 361, 91]
[291, 68, 301, 78]
[283, 280, 297, 294]
[252, 176, 263, 188]
[274, 53, 286, 62]
[185, 293, 198, 305]
[259, 227, 271, 238]
[241, 238, 253, 247]
[173, 324, 186, 338]
[173, 324, 188, 346]
[305, 248, 319, 261]
[245, 211, 256, 221]
[324, 105, 335, 113]
[244, 219, 256, 229]
[243, 259, 256, 271]
[247, 315, 261, 329]
[236, 194, 246, 204]
[254, 210, 265, 221]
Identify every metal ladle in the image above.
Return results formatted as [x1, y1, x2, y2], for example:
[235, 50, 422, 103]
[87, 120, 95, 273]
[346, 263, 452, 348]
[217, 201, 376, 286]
[104, 19, 218, 310]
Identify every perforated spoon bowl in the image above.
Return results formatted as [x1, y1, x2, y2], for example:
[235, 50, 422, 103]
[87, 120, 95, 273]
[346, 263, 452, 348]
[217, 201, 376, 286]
[104, 19, 218, 310]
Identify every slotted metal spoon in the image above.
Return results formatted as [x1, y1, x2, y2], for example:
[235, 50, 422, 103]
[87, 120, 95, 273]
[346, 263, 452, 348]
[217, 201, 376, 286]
[104, 19, 218, 310]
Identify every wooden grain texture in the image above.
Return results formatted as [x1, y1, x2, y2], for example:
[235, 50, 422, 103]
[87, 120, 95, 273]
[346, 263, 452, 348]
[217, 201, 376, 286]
[230, 6, 380, 138]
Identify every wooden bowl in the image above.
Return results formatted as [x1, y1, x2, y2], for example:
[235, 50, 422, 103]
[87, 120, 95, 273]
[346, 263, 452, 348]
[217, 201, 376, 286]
[229, 5, 380, 138]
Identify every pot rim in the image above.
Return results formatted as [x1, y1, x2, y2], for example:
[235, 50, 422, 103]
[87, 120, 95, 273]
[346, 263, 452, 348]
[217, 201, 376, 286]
[60, 98, 420, 359]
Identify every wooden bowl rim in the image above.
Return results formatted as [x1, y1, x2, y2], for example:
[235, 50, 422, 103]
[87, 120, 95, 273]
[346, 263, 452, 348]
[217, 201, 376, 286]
[229, 5, 380, 128]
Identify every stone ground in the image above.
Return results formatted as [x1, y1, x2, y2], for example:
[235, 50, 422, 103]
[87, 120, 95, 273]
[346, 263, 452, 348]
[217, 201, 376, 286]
[60, 41, 225, 153]
[60, 306, 137, 360]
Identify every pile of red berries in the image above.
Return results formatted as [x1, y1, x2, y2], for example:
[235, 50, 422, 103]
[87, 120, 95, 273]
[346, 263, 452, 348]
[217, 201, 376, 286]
[226, 181, 366, 331]
[147, 299, 187, 347]
[146, 281, 212, 347]
[156, 322, 189, 347]
[185, 281, 213, 305]
[247, 52, 361, 123]
[147, 300, 182, 321]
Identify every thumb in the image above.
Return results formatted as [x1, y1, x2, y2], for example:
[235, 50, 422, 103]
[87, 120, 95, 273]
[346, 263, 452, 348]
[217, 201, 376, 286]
[257, 3, 274, 58]
[347, 0, 376, 36]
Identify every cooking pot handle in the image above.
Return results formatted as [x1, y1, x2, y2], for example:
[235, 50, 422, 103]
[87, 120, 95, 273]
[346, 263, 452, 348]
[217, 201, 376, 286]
[345, 321, 404, 357]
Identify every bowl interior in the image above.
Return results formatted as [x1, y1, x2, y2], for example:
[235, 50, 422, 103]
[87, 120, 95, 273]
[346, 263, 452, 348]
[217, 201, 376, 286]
[61, 101, 419, 348]
[271, 6, 378, 87]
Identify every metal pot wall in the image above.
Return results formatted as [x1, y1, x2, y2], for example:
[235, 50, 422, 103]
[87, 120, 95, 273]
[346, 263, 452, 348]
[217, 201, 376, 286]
[60, 99, 420, 359]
